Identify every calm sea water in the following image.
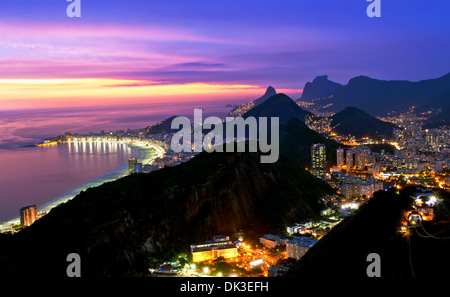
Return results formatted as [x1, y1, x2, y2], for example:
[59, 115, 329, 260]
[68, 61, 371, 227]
[0, 142, 136, 223]
[0, 102, 232, 224]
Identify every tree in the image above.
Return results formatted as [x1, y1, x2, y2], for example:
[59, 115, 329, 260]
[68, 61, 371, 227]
[213, 256, 226, 264]
[178, 256, 189, 267]
[214, 261, 232, 275]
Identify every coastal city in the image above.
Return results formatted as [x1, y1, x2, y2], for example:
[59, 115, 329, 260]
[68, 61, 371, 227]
[0, 0, 449, 286]
[2, 103, 448, 278]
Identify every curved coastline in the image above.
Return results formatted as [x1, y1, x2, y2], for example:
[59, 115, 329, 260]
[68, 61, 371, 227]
[0, 142, 161, 228]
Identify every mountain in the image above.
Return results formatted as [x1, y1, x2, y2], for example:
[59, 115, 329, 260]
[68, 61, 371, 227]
[329, 106, 398, 140]
[242, 93, 313, 125]
[279, 117, 340, 169]
[286, 186, 450, 277]
[253, 86, 277, 105]
[144, 116, 180, 135]
[228, 86, 277, 117]
[300, 75, 343, 100]
[0, 149, 333, 276]
[228, 93, 339, 168]
[299, 73, 450, 116]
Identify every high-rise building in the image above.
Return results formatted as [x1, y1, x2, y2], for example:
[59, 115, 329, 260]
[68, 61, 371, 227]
[20, 205, 37, 227]
[128, 157, 137, 173]
[355, 148, 365, 170]
[346, 149, 354, 169]
[311, 143, 326, 178]
[362, 146, 371, 165]
[337, 147, 344, 167]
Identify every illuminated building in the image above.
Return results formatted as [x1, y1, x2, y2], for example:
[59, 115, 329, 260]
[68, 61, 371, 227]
[286, 237, 318, 260]
[213, 235, 229, 242]
[311, 143, 326, 178]
[190, 236, 238, 263]
[128, 157, 137, 173]
[367, 164, 381, 176]
[20, 205, 37, 227]
[340, 178, 381, 199]
[346, 149, 354, 168]
[419, 207, 434, 221]
[286, 225, 307, 235]
[330, 166, 341, 173]
[191, 245, 238, 263]
[355, 148, 365, 170]
[320, 208, 334, 216]
[286, 220, 314, 235]
[360, 182, 375, 197]
[363, 146, 371, 164]
[246, 258, 265, 270]
[259, 234, 289, 249]
[374, 180, 384, 192]
[341, 183, 359, 199]
[337, 147, 344, 167]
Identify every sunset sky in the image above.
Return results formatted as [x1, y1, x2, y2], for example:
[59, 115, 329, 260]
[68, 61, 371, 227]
[1, 0, 450, 109]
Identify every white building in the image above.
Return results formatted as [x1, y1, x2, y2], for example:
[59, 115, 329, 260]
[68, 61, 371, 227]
[259, 234, 289, 249]
[286, 237, 319, 260]
[311, 144, 326, 178]
[367, 163, 381, 176]
[346, 149, 354, 168]
[286, 225, 307, 235]
[337, 147, 345, 167]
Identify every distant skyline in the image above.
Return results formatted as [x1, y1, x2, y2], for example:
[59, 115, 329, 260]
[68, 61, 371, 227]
[0, 0, 449, 109]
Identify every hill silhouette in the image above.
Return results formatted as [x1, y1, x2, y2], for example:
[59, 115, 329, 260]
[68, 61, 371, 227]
[232, 93, 339, 167]
[228, 86, 277, 117]
[300, 75, 343, 100]
[300, 73, 450, 116]
[242, 93, 313, 125]
[145, 116, 180, 135]
[329, 106, 398, 140]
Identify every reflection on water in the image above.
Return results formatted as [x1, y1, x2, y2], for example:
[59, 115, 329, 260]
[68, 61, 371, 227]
[0, 142, 138, 224]
[0, 102, 232, 150]
[0, 102, 231, 225]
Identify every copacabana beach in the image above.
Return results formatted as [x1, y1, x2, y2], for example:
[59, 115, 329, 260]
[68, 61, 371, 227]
[0, 142, 161, 228]
[0, 101, 229, 230]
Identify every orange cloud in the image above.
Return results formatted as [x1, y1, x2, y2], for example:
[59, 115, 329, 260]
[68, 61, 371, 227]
[0, 78, 264, 109]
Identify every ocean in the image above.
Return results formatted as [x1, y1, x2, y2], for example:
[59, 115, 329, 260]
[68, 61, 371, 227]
[0, 102, 233, 226]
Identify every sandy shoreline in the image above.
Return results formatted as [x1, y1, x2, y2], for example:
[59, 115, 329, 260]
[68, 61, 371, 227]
[0, 143, 161, 228]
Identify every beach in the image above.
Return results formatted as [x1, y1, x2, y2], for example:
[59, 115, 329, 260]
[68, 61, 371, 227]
[0, 142, 161, 229]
